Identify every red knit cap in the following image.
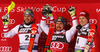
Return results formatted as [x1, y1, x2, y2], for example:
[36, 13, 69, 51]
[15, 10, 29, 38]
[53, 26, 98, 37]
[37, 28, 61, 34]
[79, 10, 89, 20]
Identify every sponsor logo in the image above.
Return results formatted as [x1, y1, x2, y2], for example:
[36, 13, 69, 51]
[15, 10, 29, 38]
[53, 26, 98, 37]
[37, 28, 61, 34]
[89, 29, 95, 37]
[1, 33, 13, 38]
[31, 31, 37, 35]
[50, 42, 64, 49]
[58, 19, 61, 21]
[19, 28, 31, 33]
[0, 46, 12, 52]
[9, 19, 15, 24]
[87, 29, 95, 42]
[52, 35, 64, 40]
[89, 19, 97, 24]
[96, 8, 100, 13]
[31, 27, 37, 34]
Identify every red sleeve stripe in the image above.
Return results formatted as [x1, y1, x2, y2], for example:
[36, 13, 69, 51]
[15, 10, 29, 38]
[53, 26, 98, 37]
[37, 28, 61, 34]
[3, 29, 9, 32]
[42, 16, 46, 21]
[78, 35, 88, 39]
[3, 30, 9, 33]
[3, 28, 8, 29]
[72, 18, 77, 21]
[42, 16, 46, 19]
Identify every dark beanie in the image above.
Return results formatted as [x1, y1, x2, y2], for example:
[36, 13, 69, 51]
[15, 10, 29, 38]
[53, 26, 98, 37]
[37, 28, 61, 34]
[56, 16, 66, 26]
[24, 9, 33, 18]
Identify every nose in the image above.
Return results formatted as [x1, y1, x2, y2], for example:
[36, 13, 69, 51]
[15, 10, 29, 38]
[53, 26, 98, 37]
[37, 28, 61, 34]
[80, 19, 83, 22]
[25, 16, 29, 19]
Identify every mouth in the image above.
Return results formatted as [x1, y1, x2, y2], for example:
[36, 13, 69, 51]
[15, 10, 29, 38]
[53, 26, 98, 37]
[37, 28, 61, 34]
[25, 19, 29, 21]
[25, 20, 30, 23]
[57, 27, 61, 29]
[80, 22, 84, 24]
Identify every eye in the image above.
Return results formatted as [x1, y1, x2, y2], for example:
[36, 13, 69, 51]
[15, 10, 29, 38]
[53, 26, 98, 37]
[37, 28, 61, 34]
[60, 23, 63, 25]
[79, 17, 82, 19]
[82, 17, 85, 19]
[24, 16, 26, 18]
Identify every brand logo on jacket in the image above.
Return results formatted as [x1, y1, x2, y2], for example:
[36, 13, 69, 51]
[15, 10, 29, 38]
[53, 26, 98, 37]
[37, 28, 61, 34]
[50, 42, 64, 49]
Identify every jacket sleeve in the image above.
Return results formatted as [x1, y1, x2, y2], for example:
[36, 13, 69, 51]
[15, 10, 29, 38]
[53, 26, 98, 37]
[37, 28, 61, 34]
[66, 16, 78, 42]
[40, 16, 54, 35]
[3, 25, 20, 37]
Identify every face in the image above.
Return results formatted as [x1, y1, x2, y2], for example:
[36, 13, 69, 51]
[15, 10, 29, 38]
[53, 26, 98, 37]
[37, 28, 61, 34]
[79, 16, 88, 26]
[56, 22, 64, 31]
[24, 14, 33, 24]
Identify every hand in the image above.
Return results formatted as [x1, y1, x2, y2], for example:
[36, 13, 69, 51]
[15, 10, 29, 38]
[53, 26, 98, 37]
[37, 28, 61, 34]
[42, 4, 53, 17]
[42, 9, 49, 18]
[68, 6, 76, 17]
[48, 10, 52, 17]
[43, 4, 53, 12]
[2, 14, 9, 25]
[47, 4, 53, 17]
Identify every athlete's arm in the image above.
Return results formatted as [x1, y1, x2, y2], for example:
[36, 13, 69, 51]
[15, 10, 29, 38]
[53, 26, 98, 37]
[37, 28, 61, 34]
[66, 16, 78, 42]
[2, 13, 20, 37]
[66, 6, 78, 42]
[3, 25, 20, 37]
[40, 16, 54, 35]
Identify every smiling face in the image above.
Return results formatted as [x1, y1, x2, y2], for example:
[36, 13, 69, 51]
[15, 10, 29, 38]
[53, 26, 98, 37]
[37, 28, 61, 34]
[79, 16, 88, 26]
[24, 14, 33, 24]
[56, 22, 64, 31]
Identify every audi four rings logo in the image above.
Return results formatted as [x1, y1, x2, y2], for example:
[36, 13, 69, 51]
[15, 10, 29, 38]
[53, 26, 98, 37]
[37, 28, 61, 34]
[1, 33, 13, 38]
[89, 19, 97, 24]
[0, 46, 12, 52]
[9, 19, 15, 24]
[50, 42, 64, 49]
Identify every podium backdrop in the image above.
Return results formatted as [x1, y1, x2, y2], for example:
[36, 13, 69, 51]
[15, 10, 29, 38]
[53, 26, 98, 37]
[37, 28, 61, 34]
[0, 2, 100, 52]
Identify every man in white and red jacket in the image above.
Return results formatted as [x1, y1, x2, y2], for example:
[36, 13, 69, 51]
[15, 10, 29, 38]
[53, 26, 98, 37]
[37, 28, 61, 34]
[2, 9, 43, 52]
[40, 6, 78, 52]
